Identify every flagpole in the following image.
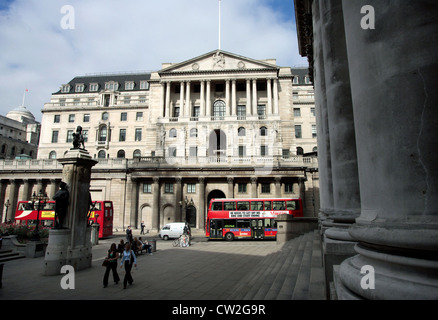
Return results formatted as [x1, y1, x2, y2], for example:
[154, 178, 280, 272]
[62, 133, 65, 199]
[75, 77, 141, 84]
[218, 0, 221, 50]
[22, 89, 27, 106]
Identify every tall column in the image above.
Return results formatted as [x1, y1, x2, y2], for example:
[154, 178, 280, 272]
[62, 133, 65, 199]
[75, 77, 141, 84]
[227, 177, 234, 198]
[231, 79, 237, 116]
[225, 79, 231, 116]
[250, 177, 258, 198]
[160, 82, 166, 117]
[267, 78, 273, 115]
[152, 177, 160, 231]
[22, 179, 31, 201]
[185, 81, 191, 117]
[48, 179, 58, 199]
[165, 81, 171, 118]
[180, 81, 185, 117]
[274, 177, 281, 198]
[338, 0, 438, 300]
[176, 177, 182, 221]
[246, 79, 252, 115]
[252, 79, 258, 115]
[273, 78, 279, 114]
[8, 179, 19, 222]
[206, 80, 211, 116]
[198, 177, 205, 230]
[129, 177, 139, 228]
[0, 180, 5, 223]
[200, 80, 205, 116]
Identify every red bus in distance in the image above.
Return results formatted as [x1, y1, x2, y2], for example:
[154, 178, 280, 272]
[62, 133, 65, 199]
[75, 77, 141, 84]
[14, 200, 114, 238]
[206, 198, 303, 241]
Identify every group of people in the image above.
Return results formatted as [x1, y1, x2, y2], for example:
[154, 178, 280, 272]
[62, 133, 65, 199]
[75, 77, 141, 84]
[102, 226, 153, 289]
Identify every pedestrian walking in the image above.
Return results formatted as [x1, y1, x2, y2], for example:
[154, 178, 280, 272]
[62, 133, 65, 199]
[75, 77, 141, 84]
[126, 226, 133, 243]
[120, 242, 137, 289]
[103, 243, 120, 288]
[140, 221, 145, 235]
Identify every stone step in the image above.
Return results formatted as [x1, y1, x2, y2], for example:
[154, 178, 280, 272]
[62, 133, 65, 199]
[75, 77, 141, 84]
[0, 249, 25, 263]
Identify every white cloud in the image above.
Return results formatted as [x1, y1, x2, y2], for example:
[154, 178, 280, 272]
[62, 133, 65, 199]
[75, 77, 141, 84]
[0, 0, 308, 122]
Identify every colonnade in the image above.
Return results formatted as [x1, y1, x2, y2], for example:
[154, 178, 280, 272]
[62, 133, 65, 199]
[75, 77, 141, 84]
[160, 77, 279, 119]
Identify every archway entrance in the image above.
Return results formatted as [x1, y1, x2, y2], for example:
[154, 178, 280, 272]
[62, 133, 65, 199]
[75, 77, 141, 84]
[207, 189, 226, 206]
[186, 206, 196, 228]
[208, 129, 227, 157]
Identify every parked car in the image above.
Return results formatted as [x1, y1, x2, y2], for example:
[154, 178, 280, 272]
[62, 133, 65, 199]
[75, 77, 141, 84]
[159, 222, 191, 240]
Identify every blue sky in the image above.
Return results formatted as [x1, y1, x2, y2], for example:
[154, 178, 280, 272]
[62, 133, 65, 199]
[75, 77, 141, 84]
[0, 0, 307, 121]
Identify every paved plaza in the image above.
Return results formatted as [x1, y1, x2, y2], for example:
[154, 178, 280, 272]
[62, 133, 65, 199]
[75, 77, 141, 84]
[0, 231, 283, 301]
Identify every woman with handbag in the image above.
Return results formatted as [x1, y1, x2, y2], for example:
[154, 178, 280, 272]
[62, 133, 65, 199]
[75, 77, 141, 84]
[120, 242, 137, 289]
[103, 243, 120, 288]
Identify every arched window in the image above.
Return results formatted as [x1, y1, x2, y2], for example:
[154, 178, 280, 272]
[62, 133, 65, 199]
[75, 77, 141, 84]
[190, 128, 198, 137]
[260, 126, 268, 136]
[296, 147, 304, 155]
[102, 112, 109, 121]
[98, 150, 106, 159]
[1, 144, 6, 154]
[133, 149, 141, 158]
[117, 150, 125, 158]
[169, 128, 177, 138]
[213, 100, 226, 119]
[49, 151, 57, 159]
[238, 127, 246, 136]
[99, 125, 107, 142]
[313, 146, 318, 152]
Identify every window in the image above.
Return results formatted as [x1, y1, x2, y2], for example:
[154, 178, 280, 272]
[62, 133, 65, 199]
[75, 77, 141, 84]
[192, 106, 200, 119]
[99, 126, 107, 142]
[224, 202, 236, 211]
[83, 114, 90, 122]
[287, 200, 299, 210]
[190, 128, 198, 137]
[59, 99, 66, 106]
[285, 183, 294, 193]
[237, 201, 249, 210]
[257, 105, 266, 119]
[117, 150, 125, 158]
[136, 112, 143, 121]
[68, 114, 75, 123]
[305, 76, 311, 84]
[311, 107, 316, 116]
[54, 115, 60, 123]
[273, 201, 286, 210]
[260, 126, 268, 136]
[212, 202, 222, 211]
[49, 151, 56, 159]
[66, 130, 74, 143]
[312, 124, 317, 138]
[173, 107, 180, 118]
[61, 85, 70, 93]
[261, 145, 268, 156]
[123, 96, 131, 105]
[83, 130, 88, 142]
[293, 77, 299, 84]
[168, 147, 176, 157]
[238, 183, 247, 193]
[238, 127, 246, 136]
[165, 183, 174, 193]
[133, 149, 141, 158]
[187, 184, 196, 193]
[295, 125, 302, 139]
[238, 146, 246, 157]
[75, 84, 84, 92]
[213, 100, 226, 119]
[282, 149, 290, 158]
[121, 112, 127, 121]
[90, 83, 99, 92]
[102, 112, 109, 121]
[237, 105, 246, 120]
[73, 99, 80, 106]
[261, 183, 271, 194]
[293, 92, 299, 100]
[135, 128, 142, 141]
[140, 81, 149, 90]
[125, 82, 134, 90]
[294, 108, 301, 117]
[105, 82, 119, 91]
[251, 201, 263, 210]
[139, 96, 146, 104]
[51, 131, 59, 143]
[189, 146, 198, 157]
[87, 99, 94, 106]
[169, 129, 177, 138]
[297, 147, 304, 155]
[143, 183, 152, 193]
[98, 150, 106, 159]
[119, 129, 126, 142]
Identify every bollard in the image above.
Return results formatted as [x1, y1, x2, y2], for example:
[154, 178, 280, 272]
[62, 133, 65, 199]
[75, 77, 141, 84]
[91, 223, 100, 245]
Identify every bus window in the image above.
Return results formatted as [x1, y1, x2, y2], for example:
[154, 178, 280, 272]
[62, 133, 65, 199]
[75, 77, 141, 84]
[287, 200, 298, 210]
[264, 201, 272, 210]
[224, 219, 236, 228]
[224, 202, 236, 211]
[251, 201, 263, 210]
[212, 202, 223, 211]
[237, 201, 249, 210]
[94, 202, 101, 211]
[273, 201, 285, 210]
[43, 202, 56, 210]
[18, 202, 33, 210]
[104, 202, 112, 208]
[237, 220, 250, 228]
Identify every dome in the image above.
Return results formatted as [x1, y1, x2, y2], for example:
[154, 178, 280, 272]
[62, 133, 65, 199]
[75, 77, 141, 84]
[6, 105, 37, 123]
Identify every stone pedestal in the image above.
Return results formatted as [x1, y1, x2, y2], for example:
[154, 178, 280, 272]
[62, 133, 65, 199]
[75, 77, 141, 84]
[276, 215, 318, 243]
[25, 241, 45, 258]
[43, 149, 97, 276]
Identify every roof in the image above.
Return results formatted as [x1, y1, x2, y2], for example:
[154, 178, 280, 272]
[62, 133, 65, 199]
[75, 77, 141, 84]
[53, 72, 152, 95]
[291, 67, 312, 85]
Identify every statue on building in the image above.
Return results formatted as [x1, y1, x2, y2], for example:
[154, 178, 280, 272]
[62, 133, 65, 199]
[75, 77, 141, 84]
[53, 181, 69, 229]
[72, 126, 85, 150]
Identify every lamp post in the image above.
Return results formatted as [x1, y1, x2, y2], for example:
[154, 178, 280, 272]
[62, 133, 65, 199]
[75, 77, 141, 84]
[31, 190, 48, 241]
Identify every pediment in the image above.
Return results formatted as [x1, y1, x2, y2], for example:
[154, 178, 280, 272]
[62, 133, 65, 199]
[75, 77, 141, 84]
[159, 50, 279, 74]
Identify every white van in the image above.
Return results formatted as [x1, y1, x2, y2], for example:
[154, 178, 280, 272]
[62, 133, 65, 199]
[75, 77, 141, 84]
[159, 222, 190, 240]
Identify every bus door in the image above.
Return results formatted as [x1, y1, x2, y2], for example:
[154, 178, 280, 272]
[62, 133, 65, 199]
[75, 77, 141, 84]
[210, 220, 224, 239]
[251, 219, 264, 239]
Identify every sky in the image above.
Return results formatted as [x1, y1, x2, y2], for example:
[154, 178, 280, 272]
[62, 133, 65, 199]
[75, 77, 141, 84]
[0, 0, 308, 122]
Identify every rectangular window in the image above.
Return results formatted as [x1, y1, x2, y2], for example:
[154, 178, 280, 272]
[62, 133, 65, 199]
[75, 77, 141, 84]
[294, 108, 301, 117]
[120, 112, 127, 121]
[282, 149, 290, 159]
[59, 99, 66, 106]
[224, 202, 236, 211]
[66, 130, 73, 143]
[83, 114, 90, 122]
[312, 124, 317, 138]
[54, 115, 60, 123]
[257, 105, 266, 119]
[173, 107, 180, 118]
[211, 202, 222, 211]
[238, 183, 247, 193]
[139, 96, 146, 104]
[68, 114, 75, 123]
[143, 183, 152, 193]
[119, 129, 126, 142]
[189, 146, 198, 157]
[311, 107, 316, 116]
[192, 106, 200, 118]
[123, 97, 131, 105]
[136, 112, 143, 121]
[187, 184, 196, 193]
[168, 147, 176, 157]
[51, 131, 59, 143]
[75, 84, 84, 92]
[287, 200, 299, 211]
[165, 183, 174, 193]
[295, 125, 302, 139]
[261, 145, 268, 156]
[237, 105, 246, 120]
[238, 146, 246, 157]
[140, 81, 149, 90]
[89, 83, 98, 92]
[285, 183, 294, 193]
[237, 201, 250, 210]
[273, 201, 286, 210]
[125, 82, 134, 90]
[135, 128, 142, 141]
[82, 130, 88, 142]
[251, 201, 264, 210]
[261, 183, 271, 194]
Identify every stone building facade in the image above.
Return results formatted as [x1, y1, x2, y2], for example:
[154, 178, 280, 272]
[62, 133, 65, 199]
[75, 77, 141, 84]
[295, 0, 438, 299]
[1, 50, 319, 232]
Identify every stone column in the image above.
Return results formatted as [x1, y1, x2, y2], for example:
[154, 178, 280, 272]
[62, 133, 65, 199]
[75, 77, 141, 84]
[175, 177, 182, 221]
[185, 81, 191, 117]
[180, 81, 185, 117]
[337, 0, 438, 300]
[165, 81, 171, 118]
[206, 80, 211, 116]
[198, 177, 205, 230]
[273, 78, 279, 114]
[227, 177, 234, 198]
[231, 79, 237, 116]
[7, 179, 19, 222]
[130, 177, 139, 228]
[246, 79, 252, 115]
[274, 177, 281, 198]
[225, 79, 231, 116]
[267, 78, 273, 115]
[152, 177, 160, 231]
[0, 180, 5, 223]
[44, 149, 97, 275]
[48, 179, 58, 199]
[250, 177, 258, 198]
[21, 179, 31, 201]
[200, 80, 205, 116]
[252, 79, 258, 115]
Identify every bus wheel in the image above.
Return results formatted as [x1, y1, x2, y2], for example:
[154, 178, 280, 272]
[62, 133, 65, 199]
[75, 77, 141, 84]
[225, 232, 234, 241]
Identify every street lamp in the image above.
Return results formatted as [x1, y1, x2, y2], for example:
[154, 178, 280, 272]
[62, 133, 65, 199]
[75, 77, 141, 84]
[31, 190, 49, 241]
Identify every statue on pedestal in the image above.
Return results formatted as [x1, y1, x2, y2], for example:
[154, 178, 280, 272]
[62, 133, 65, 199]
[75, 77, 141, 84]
[53, 181, 69, 229]
[72, 126, 86, 150]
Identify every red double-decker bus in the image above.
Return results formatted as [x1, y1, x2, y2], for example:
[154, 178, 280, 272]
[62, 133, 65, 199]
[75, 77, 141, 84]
[206, 198, 303, 241]
[14, 200, 114, 238]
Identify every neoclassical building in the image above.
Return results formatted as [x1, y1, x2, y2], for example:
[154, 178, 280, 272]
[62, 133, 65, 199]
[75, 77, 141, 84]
[1, 50, 319, 231]
[295, 0, 438, 299]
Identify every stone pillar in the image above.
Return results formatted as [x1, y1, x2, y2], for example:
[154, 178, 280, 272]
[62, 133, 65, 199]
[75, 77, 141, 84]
[274, 177, 281, 198]
[206, 80, 211, 116]
[273, 78, 279, 114]
[185, 81, 191, 117]
[227, 177, 234, 198]
[246, 79, 251, 115]
[21, 179, 31, 201]
[44, 149, 97, 275]
[180, 81, 185, 117]
[231, 79, 237, 116]
[165, 81, 171, 118]
[152, 177, 160, 231]
[267, 78, 273, 115]
[337, 0, 438, 300]
[225, 79, 231, 116]
[129, 177, 139, 228]
[8, 179, 19, 222]
[252, 79, 258, 115]
[176, 177, 182, 221]
[250, 177, 258, 198]
[200, 80, 205, 116]
[198, 177, 205, 230]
